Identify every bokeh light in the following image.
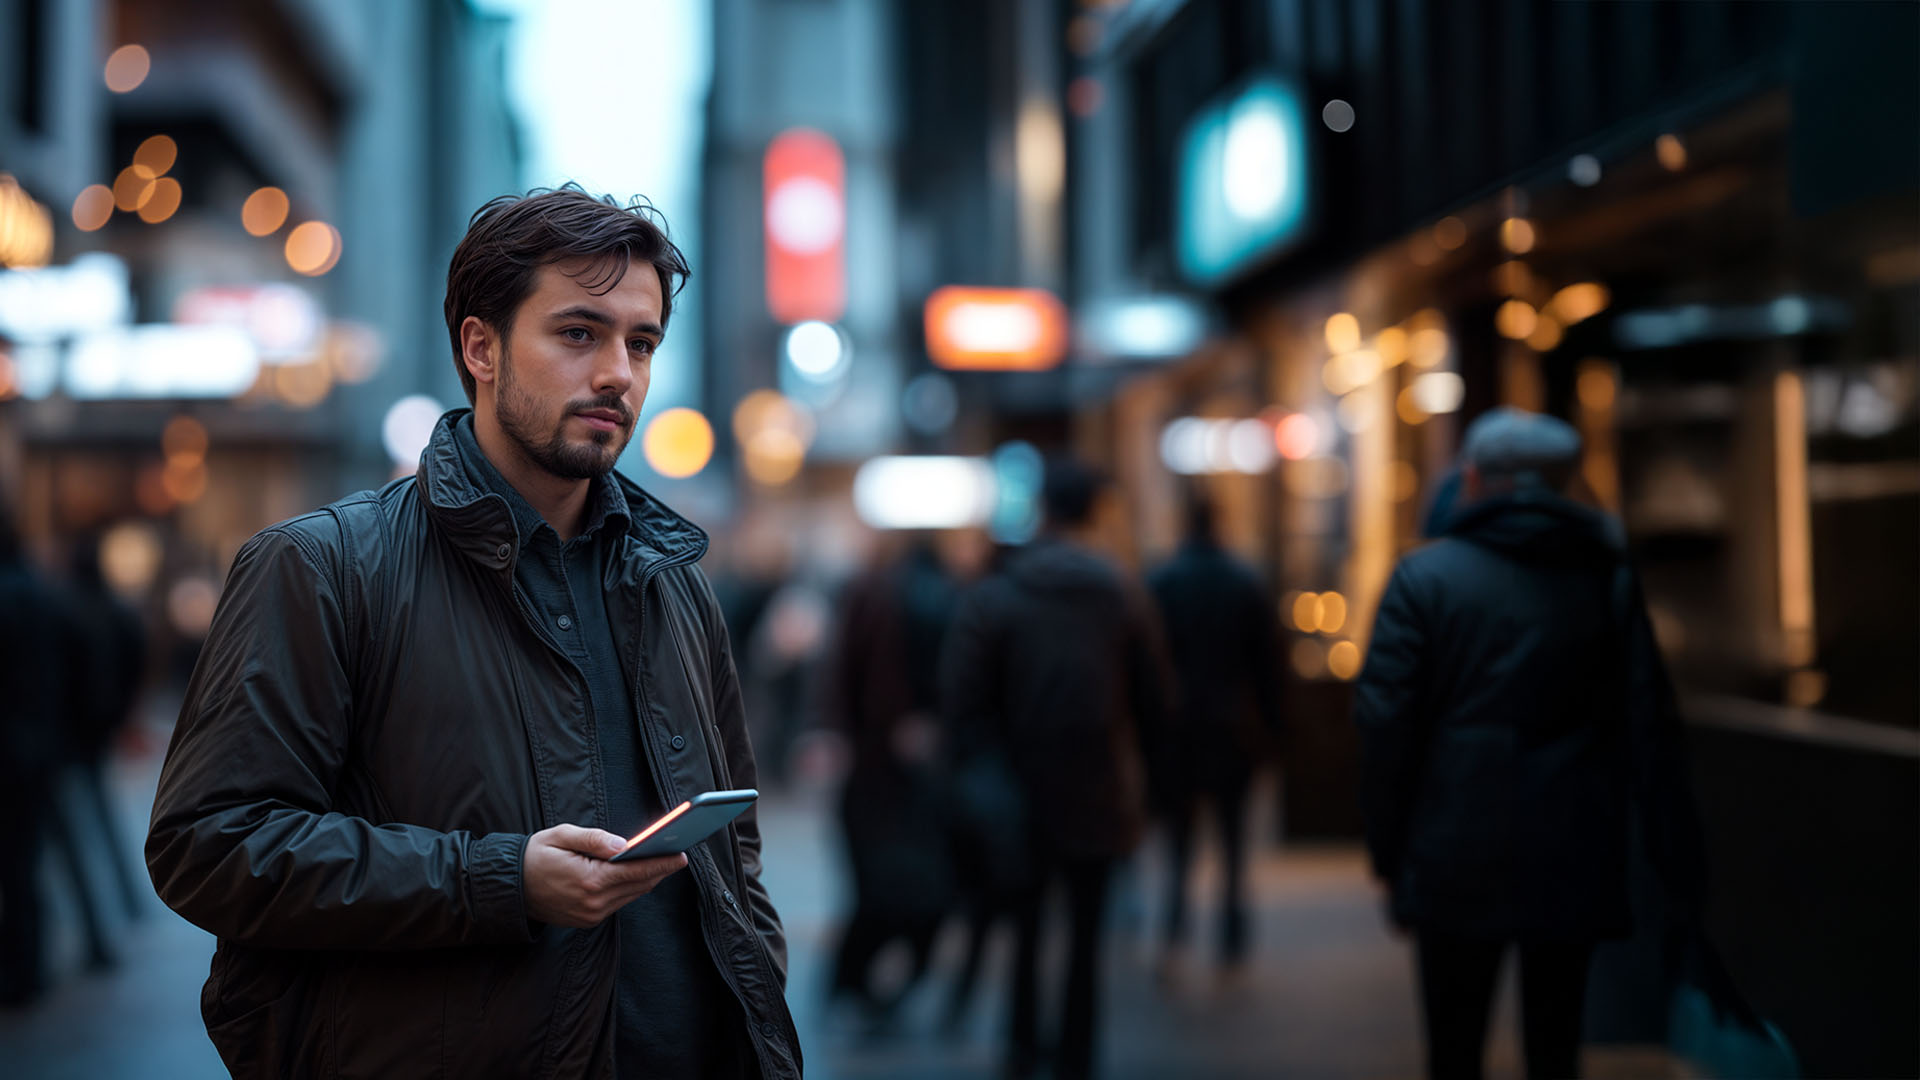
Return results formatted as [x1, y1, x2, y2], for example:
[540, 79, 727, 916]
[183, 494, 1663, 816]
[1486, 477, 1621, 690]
[643, 407, 715, 478]
[1324, 312, 1361, 353]
[242, 187, 290, 236]
[137, 177, 182, 224]
[1500, 217, 1536, 255]
[285, 221, 341, 275]
[113, 166, 157, 212]
[1495, 299, 1538, 340]
[133, 135, 177, 176]
[1327, 640, 1362, 680]
[104, 45, 151, 93]
[162, 415, 209, 464]
[72, 185, 114, 231]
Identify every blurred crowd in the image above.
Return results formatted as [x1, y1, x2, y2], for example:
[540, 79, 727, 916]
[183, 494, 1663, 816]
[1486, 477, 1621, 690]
[770, 408, 1719, 1080]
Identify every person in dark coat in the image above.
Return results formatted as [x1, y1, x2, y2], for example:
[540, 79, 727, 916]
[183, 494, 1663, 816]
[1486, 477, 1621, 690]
[824, 536, 962, 1024]
[942, 458, 1166, 1080]
[1354, 408, 1703, 1080]
[0, 505, 68, 1007]
[1145, 494, 1281, 970]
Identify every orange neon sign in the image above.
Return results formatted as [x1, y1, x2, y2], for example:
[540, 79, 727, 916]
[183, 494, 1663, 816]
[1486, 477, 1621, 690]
[923, 286, 1068, 371]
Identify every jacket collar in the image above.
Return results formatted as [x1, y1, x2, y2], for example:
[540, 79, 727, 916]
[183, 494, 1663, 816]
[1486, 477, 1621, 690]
[416, 409, 709, 576]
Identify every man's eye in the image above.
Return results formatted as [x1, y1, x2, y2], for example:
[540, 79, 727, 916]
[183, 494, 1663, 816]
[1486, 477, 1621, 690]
[630, 339, 656, 356]
[562, 327, 592, 343]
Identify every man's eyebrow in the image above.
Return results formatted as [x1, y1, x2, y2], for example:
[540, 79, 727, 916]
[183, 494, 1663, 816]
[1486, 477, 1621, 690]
[547, 306, 663, 338]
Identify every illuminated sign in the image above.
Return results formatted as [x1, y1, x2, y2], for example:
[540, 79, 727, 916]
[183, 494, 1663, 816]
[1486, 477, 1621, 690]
[1177, 76, 1311, 286]
[0, 253, 131, 342]
[852, 455, 996, 530]
[923, 286, 1067, 371]
[66, 325, 259, 400]
[764, 129, 845, 324]
[174, 283, 324, 361]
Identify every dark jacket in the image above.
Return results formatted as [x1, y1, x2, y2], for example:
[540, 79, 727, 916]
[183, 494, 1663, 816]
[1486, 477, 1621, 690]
[941, 539, 1163, 862]
[1146, 540, 1282, 798]
[1354, 491, 1701, 941]
[146, 413, 799, 1080]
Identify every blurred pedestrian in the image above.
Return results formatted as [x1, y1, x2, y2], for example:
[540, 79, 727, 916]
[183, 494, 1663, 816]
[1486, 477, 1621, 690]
[823, 535, 964, 1028]
[57, 533, 151, 925]
[942, 458, 1166, 1080]
[146, 187, 797, 1079]
[1146, 493, 1282, 975]
[0, 504, 68, 1007]
[1354, 407, 1704, 1080]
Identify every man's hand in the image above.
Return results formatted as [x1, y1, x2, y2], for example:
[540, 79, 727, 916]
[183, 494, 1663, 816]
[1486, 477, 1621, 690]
[523, 824, 688, 929]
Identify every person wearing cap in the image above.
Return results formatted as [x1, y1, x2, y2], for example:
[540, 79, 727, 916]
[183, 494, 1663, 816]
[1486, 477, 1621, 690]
[1353, 407, 1703, 1080]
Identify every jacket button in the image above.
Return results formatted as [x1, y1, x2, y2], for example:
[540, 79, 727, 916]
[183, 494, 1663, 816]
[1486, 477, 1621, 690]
[494, 542, 511, 562]
[556, 614, 573, 631]
[723, 889, 736, 905]
[670, 734, 686, 750]
[759, 1021, 775, 1039]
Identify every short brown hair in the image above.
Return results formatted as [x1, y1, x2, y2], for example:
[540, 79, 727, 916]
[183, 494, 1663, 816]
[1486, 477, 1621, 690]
[443, 184, 691, 403]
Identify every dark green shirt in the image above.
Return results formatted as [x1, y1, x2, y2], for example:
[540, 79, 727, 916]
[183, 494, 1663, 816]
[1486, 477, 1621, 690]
[452, 417, 746, 1078]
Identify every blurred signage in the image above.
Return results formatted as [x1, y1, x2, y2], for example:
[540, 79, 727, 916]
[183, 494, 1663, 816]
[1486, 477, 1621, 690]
[0, 253, 131, 342]
[852, 455, 996, 530]
[1177, 76, 1312, 286]
[763, 129, 845, 324]
[924, 286, 1068, 371]
[67, 325, 259, 400]
[175, 283, 324, 361]
[1078, 294, 1208, 361]
[0, 174, 53, 269]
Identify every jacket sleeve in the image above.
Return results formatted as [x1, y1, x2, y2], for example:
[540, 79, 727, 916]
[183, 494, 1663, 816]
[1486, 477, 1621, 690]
[145, 527, 532, 950]
[699, 573, 789, 987]
[1352, 561, 1431, 886]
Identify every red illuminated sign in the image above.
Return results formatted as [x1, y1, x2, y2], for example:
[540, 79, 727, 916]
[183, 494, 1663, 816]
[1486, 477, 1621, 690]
[763, 129, 845, 324]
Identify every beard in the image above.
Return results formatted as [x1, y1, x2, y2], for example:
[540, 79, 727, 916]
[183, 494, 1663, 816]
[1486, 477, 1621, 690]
[495, 344, 635, 480]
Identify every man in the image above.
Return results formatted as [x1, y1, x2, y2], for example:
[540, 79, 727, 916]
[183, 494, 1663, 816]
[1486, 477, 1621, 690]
[147, 187, 799, 1079]
[942, 459, 1165, 1080]
[1354, 408, 1702, 1080]
[1146, 494, 1281, 975]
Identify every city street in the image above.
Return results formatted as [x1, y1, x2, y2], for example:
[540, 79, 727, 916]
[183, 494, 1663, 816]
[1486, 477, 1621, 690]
[1, 712, 1682, 1080]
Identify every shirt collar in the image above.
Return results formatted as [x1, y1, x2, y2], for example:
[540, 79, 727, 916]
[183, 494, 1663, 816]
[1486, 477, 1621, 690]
[452, 413, 631, 551]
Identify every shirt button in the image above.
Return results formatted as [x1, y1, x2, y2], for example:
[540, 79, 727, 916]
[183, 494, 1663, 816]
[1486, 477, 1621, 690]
[494, 542, 511, 562]
[556, 614, 573, 631]
[670, 734, 686, 750]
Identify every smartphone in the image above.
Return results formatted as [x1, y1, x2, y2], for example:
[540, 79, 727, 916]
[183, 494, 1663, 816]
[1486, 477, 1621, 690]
[608, 789, 758, 862]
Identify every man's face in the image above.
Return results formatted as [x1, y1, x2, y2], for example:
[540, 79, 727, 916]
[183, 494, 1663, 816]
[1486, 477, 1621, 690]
[492, 259, 663, 480]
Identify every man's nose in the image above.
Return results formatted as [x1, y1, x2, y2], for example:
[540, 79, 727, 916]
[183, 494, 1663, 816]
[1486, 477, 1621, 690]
[591, 340, 634, 396]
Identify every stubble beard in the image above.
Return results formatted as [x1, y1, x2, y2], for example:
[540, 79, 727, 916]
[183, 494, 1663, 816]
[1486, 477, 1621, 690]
[495, 343, 633, 480]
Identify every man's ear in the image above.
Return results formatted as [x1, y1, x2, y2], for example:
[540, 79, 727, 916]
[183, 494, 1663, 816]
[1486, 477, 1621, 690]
[460, 316, 500, 388]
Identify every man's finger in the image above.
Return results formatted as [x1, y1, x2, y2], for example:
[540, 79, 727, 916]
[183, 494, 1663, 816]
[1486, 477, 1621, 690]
[600, 852, 688, 895]
[540, 823, 630, 857]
